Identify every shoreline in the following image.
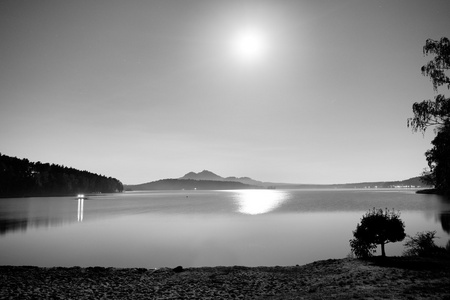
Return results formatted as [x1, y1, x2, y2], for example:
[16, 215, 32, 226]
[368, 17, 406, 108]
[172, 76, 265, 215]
[2, 257, 450, 299]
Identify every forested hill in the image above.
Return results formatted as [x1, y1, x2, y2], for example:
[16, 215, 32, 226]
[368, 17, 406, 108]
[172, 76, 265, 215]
[0, 153, 123, 197]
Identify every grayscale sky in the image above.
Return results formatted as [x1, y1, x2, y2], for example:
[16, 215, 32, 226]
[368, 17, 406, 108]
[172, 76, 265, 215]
[1, 0, 449, 184]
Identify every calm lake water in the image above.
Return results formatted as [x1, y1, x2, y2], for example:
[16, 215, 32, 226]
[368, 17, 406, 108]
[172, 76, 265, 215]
[1, 189, 449, 268]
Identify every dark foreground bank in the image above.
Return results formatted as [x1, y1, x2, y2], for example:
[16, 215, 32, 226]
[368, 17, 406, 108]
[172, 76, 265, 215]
[1, 257, 450, 299]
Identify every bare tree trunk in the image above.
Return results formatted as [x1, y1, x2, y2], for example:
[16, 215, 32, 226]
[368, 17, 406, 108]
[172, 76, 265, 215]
[381, 242, 386, 257]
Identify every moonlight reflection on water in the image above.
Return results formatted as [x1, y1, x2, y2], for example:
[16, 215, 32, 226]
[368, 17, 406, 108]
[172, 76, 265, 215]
[234, 190, 287, 215]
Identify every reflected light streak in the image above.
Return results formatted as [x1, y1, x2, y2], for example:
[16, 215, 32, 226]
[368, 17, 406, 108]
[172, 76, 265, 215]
[236, 190, 287, 215]
[77, 198, 84, 222]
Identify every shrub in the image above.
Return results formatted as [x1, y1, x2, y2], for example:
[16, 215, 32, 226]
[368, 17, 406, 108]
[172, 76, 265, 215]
[403, 231, 447, 257]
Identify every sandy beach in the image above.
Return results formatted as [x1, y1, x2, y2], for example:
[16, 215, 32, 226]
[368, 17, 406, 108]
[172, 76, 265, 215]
[1, 257, 449, 299]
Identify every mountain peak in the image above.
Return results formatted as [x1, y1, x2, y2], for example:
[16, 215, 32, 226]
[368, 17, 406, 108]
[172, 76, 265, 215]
[183, 171, 197, 177]
[198, 170, 217, 175]
[179, 170, 268, 187]
[180, 170, 223, 181]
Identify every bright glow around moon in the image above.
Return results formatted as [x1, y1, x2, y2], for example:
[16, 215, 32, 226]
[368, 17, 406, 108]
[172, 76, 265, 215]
[235, 190, 287, 215]
[231, 27, 268, 63]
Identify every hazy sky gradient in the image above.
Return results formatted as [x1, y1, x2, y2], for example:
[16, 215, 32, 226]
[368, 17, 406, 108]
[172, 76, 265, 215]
[1, 0, 450, 184]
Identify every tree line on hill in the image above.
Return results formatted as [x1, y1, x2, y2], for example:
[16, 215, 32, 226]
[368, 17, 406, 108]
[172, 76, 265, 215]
[0, 153, 123, 197]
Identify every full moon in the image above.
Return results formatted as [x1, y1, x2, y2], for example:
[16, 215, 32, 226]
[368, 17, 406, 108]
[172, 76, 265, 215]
[231, 27, 268, 63]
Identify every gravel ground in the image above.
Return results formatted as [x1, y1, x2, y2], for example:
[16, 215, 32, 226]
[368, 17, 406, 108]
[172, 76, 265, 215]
[1, 257, 450, 299]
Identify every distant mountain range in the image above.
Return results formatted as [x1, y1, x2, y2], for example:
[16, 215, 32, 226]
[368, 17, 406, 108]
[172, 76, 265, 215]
[125, 178, 254, 191]
[180, 170, 267, 186]
[124, 170, 431, 191]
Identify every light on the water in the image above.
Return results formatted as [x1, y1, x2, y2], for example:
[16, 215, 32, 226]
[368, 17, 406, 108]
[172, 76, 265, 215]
[77, 198, 84, 222]
[236, 189, 287, 215]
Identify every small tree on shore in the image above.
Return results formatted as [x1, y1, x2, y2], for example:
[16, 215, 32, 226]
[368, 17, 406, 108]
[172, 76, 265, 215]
[350, 208, 406, 258]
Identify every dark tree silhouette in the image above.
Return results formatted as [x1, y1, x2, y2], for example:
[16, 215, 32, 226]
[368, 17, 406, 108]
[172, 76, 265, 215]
[440, 212, 450, 234]
[0, 153, 123, 197]
[422, 125, 450, 194]
[350, 208, 406, 258]
[408, 37, 450, 194]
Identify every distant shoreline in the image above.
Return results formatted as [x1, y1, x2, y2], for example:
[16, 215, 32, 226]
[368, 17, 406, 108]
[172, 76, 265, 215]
[2, 187, 430, 198]
[124, 174, 430, 191]
[1, 257, 449, 299]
